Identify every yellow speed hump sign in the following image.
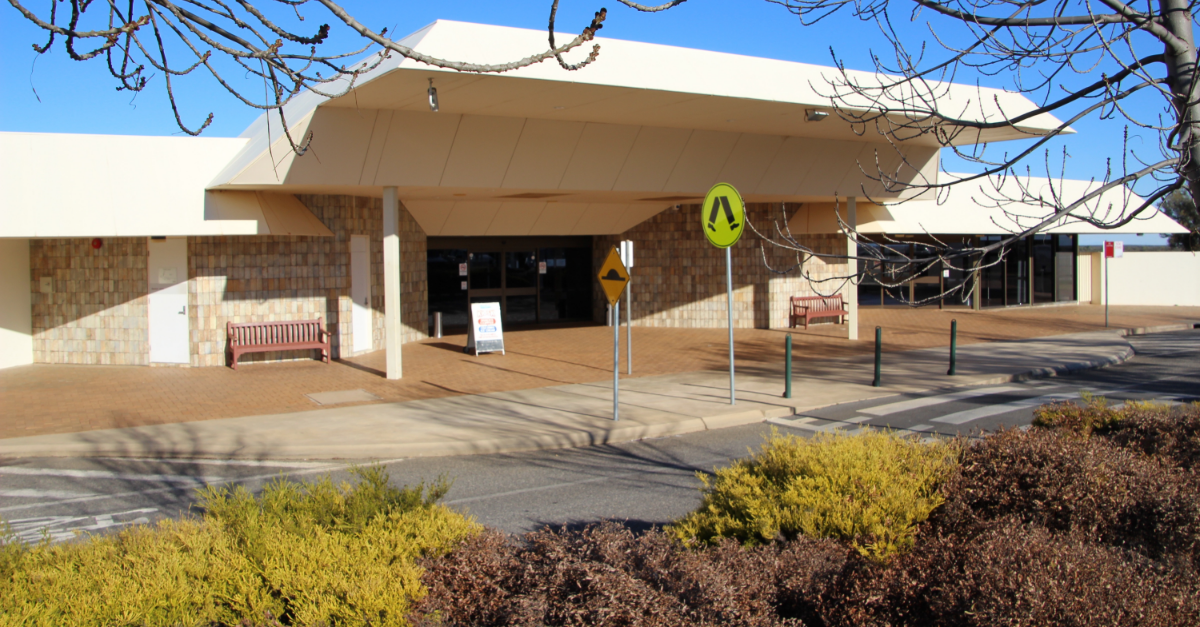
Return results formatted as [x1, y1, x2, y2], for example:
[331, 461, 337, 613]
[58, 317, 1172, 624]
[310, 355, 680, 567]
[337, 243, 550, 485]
[702, 182, 746, 249]
[597, 246, 630, 307]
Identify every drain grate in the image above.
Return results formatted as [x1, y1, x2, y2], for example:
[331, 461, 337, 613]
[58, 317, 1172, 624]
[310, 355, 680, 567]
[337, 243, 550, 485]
[305, 389, 380, 406]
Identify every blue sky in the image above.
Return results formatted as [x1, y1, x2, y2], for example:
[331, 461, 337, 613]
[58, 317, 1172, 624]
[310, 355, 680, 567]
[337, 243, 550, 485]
[0, 0, 1175, 245]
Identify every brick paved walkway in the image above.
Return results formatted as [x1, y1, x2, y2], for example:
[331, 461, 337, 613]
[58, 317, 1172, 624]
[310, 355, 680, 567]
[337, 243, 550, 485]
[1, 304, 1196, 439]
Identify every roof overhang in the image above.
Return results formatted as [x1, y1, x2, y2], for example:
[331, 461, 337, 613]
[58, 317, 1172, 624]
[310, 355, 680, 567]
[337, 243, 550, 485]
[788, 174, 1188, 236]
[207, 20, 1065, 223]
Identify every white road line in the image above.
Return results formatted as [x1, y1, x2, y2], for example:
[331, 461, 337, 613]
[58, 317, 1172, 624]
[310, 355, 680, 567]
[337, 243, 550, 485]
[0, 458, 408, 515]
[931, 392, 1092, 425]
[905, 424, 936, 433]
[8, 508, 158, 544]
[0, 467, 222, 484]
[0, 489, 97, 500]
[767, 416, 878, 435]
[858, 386, 1026, 417]
[94, 457, 339, 469]
[767, 416, 816, 428]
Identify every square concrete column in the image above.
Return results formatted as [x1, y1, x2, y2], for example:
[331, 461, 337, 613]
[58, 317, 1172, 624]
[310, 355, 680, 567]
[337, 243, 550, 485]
[846, 196, 859, 340]
[383, 187, 403, 379]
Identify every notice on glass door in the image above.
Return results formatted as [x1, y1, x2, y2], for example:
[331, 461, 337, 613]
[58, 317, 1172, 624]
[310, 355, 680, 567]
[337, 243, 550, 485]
[466, 302, 505, 356]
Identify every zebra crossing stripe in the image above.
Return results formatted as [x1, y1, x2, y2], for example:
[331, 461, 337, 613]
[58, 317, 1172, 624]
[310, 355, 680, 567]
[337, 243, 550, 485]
[930, 392, 1098, 425]
[858, 386, 1025, 417]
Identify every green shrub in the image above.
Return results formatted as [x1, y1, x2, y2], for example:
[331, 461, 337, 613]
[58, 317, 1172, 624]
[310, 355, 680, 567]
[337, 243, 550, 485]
[0, 466, 478, 627]
[669, 430, 959, 559]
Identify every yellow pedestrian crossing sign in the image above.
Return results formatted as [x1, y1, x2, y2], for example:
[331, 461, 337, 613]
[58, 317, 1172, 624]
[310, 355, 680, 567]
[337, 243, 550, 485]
[702, 182, 746, 248]
[597, 246, 630, 306]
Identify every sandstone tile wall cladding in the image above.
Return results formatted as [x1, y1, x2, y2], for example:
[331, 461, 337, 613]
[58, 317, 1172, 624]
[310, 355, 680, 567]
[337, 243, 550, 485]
[29, 238, 150, 365]
[595, 203, 847, 329]
[189, 195, 427, 367]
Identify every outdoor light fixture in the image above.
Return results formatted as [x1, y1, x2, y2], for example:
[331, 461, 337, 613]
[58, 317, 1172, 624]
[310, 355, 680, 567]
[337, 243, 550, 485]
[427, 78, 439, 112]
[805, 109, 829, 122]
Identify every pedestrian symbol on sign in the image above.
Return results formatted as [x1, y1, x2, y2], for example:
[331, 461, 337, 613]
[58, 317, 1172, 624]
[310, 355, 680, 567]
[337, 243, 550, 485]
[707, 195, 740, 232]
[701, 183, 746, 249]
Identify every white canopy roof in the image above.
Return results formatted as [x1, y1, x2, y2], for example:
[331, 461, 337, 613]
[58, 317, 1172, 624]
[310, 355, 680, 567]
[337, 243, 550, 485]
[208, 20, 1065, 212]
[858, 174, 1188, 235]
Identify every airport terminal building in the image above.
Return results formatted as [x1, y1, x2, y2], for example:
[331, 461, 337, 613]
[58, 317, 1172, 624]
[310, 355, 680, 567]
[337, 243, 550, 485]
[0, 21, 1184, 375]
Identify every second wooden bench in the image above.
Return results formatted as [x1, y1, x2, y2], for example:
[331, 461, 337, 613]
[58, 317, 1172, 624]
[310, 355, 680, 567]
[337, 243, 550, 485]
[789, 294, 848, 329]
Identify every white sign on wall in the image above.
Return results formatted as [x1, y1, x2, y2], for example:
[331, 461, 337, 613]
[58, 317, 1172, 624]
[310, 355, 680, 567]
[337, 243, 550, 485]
[466, 301, 505, 356]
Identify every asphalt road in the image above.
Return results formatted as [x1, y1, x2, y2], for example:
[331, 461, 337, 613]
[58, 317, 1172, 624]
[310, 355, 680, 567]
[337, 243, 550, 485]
[3, 329, 1197, 544]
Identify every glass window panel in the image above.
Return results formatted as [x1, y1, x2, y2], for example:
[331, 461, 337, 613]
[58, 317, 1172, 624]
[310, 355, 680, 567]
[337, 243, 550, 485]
[427, 249, 469, 328]
[469, 252, 501, 290]
[506, 295, 537, 325]
[505, 251, 537, 288]
[1033, 237, 1054, 303]
[539, 247, 592, 321]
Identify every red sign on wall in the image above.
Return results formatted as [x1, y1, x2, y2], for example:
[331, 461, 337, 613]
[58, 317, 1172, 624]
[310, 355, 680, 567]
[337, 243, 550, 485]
[1104, 241, 1124, 258]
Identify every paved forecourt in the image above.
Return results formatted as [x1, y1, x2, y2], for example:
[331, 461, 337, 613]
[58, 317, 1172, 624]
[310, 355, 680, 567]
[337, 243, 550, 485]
[3, 318, 1191, 460]
[5, 330, 1196, 543]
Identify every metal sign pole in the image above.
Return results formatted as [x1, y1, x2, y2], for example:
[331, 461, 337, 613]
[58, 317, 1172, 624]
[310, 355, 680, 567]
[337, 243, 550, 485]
[1105, 248, 1109, 328]
[726, 245, 736, 405]
[613, 299, 620, 421]
[626, 286, 632, 375]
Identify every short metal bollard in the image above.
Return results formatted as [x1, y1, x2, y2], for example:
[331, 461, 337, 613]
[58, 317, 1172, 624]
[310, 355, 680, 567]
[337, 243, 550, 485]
[947, 319, 957, 376]
[872, 326, 882, 387]
[433, 312, 443, 339]
[783, 334, 793, 399]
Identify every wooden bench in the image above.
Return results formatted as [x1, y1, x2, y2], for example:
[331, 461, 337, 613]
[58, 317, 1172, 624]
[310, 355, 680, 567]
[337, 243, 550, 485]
[790, 295, 848, 329]
[227, 317, 330, 370]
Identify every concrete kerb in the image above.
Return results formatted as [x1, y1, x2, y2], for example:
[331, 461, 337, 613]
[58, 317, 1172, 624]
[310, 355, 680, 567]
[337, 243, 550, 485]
[0, 323, 1191, 461]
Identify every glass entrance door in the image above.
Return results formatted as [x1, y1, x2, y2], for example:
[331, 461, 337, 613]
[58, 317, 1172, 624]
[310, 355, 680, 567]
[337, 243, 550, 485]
[428, 237, 593, 331]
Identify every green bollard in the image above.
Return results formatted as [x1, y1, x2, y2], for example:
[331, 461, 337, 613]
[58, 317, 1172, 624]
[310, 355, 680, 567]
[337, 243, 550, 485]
[784, 334, 793, 399]
[948, 319, 958, 376]
[873, 326, 882, 387]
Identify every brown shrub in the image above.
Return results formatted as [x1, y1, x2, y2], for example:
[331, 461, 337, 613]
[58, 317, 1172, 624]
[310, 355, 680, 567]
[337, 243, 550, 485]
[1032, 394, 1125, 436]
[415, 522, 855, 627]
[1101, 403, 1200, 469]
[932, 427, 1200, 569]
[836, 517, 1199, 627]
[1033, 396, 1200, 469]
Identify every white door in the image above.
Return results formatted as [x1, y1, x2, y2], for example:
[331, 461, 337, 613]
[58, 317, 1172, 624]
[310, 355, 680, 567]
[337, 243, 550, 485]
[350, 235, 373, 353]
[148, 238, 190, 364]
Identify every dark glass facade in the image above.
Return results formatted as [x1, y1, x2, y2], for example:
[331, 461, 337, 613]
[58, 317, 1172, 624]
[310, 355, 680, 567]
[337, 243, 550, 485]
[427, 236, 593, 331]
[861, 234, 1077, 309]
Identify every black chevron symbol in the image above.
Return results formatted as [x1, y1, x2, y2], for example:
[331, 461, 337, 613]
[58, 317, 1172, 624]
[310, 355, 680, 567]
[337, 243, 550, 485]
[707, 196, 739, 231]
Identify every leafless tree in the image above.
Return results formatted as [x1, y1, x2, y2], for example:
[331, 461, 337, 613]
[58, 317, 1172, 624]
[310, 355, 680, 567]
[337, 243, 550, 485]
[7, 0, 646, 149]
[747, 0, 1200, 305]
[10, 0, 1194, 306]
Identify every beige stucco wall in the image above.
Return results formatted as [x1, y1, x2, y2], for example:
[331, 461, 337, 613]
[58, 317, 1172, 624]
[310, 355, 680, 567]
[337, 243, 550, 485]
[596, 203, 849, 329]
[0, 239, 33, 369]
[1087, 250, 1200, 307]
[1077, 254, 1093, 303]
